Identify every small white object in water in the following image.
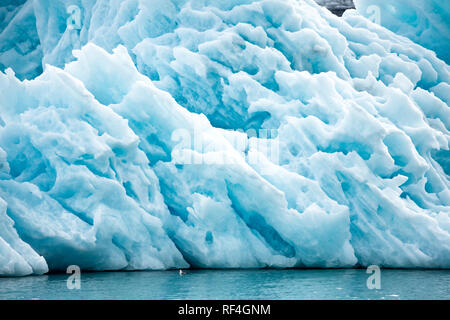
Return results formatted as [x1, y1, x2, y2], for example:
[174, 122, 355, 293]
[179, 269, 186, 276]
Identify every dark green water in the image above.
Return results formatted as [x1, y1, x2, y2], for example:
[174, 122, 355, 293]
[0, 269, 449, 300]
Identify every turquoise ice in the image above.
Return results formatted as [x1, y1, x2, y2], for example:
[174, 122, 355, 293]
[354, 0, 450, 64]
[0, 0, 449, 276]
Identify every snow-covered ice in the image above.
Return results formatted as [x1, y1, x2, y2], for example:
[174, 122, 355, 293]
[0, 0, 449, 276]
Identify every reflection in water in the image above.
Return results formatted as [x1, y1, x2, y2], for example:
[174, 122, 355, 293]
[0, 269, 449, 300]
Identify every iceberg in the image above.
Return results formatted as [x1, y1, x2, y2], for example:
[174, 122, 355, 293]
[0, 0, 449, 276]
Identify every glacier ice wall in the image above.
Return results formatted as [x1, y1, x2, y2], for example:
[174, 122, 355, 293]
[0, 0, 449, 276]
[354, 0, 450, 64]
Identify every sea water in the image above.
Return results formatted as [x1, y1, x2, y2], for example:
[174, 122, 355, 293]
[0, 269, 449, 300]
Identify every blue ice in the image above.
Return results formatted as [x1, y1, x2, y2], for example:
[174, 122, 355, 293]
[0, 0, 449, 276]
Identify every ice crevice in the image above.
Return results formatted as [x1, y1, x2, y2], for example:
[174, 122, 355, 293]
[0, 0, 449, 275]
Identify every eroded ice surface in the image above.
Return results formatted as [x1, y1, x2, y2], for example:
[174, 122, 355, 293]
[354, 0, 450, 64]
[0, 0, 449, 276]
